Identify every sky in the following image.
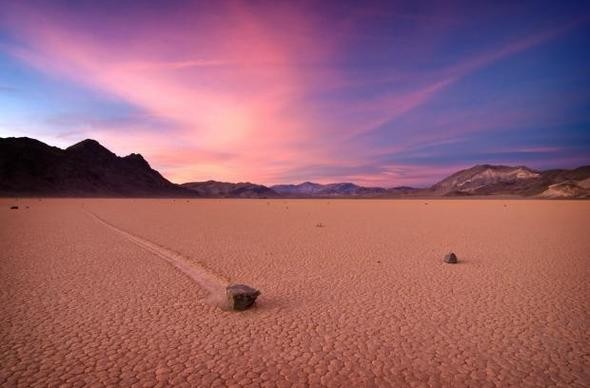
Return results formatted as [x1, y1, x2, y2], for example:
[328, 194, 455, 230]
[0, 0, 589, 187]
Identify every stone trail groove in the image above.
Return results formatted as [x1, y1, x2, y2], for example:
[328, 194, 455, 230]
[86, 210, 230, 307]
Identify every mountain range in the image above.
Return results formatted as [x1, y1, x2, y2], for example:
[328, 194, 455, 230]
[1, 137, 589, 198]
[271, 182, 419, 197]
[181, 181, 279, 198]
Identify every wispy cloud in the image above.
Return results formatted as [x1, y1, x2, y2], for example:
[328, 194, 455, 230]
[0, 2, 588, 185]
[507, 146, 564, 154]
[352, 18, 589, 138]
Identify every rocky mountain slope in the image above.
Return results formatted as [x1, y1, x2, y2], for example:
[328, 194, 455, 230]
[430, 164, 590, 198]
[0, 137, 195, 197]
[538, 181, 589, 198]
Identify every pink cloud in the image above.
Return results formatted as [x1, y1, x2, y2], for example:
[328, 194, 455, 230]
[1, 2, 341, 180]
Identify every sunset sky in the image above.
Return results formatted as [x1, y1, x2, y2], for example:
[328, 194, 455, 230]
[0, 1, 589, 187]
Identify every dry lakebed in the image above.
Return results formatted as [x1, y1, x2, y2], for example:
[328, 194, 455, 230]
[1, 199, 589, 387]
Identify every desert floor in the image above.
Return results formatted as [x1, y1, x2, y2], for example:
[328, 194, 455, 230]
[1, 199, 589, 387]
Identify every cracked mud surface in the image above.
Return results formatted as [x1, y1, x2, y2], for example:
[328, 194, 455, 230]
[1, 199, 589, 387]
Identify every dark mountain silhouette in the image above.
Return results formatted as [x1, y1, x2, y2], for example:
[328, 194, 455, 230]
[0, 137, 195, 197]
[181, 181, 279, 198]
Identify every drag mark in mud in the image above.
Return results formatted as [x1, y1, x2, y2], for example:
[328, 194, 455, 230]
[86, 210, 229, 307]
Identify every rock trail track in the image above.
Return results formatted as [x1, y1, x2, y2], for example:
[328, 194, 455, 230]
[1, 199, 589, 387]
[86, 210, 230, 308]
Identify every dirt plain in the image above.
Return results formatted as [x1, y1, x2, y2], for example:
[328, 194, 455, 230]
[1, 198, 589, 387]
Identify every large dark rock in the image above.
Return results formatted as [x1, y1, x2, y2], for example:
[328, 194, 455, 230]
[444, 252, 458, 264]
[226, 284, 260, 311]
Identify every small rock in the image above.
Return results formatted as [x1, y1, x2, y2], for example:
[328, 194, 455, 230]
[444, 252, 458, 264]
[316, 223, 325, 228]
[10, 206, 18, 210]
[226, 284, 260, 311]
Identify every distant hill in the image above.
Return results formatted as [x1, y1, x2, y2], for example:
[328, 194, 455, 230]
[0, 137, 195, 197]
[429, 164, 590, 198]
[271, 181, 325, 195]
[271, 165, 590, 198]
[271, 182, 401, 197]
[181, 181, 279, 198]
